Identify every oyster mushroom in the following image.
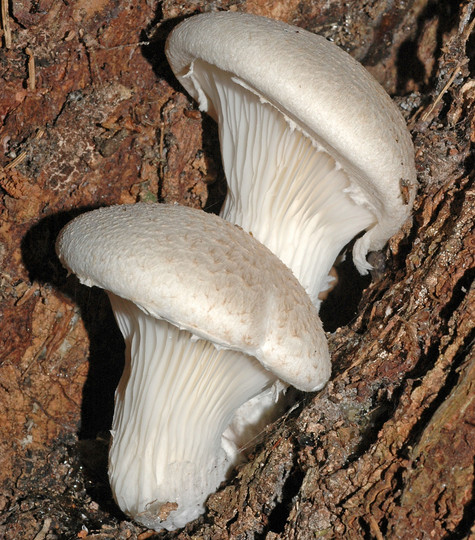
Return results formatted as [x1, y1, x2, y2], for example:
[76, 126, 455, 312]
[166, 11, 417, 305]
[56, 203, 329, 530]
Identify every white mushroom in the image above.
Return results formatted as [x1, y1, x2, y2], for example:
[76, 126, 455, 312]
[56, 203, 329, 531]
[166, 12, 417, 305]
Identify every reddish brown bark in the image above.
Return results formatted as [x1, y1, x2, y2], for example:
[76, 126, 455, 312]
[0, 0, 473, 538]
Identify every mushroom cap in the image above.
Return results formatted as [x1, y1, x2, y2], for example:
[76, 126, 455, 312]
[56, 203, 330, 391]
[166, 11, 417, 258]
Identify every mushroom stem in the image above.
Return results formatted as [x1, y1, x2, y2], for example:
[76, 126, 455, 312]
[190, 61, 376, 305]
[107, 293, 277, 531]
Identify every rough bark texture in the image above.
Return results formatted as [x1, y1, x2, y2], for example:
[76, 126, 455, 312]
[0, 0, 473, 539]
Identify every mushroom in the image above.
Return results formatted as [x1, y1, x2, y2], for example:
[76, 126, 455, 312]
[56, 202, 330, 531]
[166, 12, 417, 305]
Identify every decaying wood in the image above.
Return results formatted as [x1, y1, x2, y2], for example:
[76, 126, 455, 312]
[0, 0, 473, 538]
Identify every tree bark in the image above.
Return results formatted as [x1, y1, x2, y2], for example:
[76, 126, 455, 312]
[0, 0, 473, 538]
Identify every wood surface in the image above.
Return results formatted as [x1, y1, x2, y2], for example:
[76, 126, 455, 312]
[0, 0, 473, 538]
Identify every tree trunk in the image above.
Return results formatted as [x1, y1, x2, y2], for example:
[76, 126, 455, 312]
[0, 0, 473, 538]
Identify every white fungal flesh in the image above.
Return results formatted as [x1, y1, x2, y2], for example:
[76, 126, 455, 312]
[191, 61, 376, 305]
[108, 293, 277, 531]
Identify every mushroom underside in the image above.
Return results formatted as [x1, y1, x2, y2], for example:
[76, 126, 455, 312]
[187, 60, 377, 305]
[107, 293, 280, 531]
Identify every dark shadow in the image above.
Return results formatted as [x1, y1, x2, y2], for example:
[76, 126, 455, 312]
[21, 207, 126, 516]
[395, 0, 461, 94]
[21, 208, 124, 441]
[264, 462, 305, 536]
[319, 246, 372, 333]
[140, 10, 199, 91]
[201, 114, 227, 215]
[395, 39, 426, 94]
[467, 22, 475, 75]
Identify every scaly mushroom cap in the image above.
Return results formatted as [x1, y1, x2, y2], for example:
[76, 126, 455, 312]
[56, 203, 330, 391]
[166, 12, 417, 294]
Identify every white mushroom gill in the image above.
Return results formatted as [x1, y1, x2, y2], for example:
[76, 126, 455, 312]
[108, 293, 275, 530]
[189, 60, 376, 305]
